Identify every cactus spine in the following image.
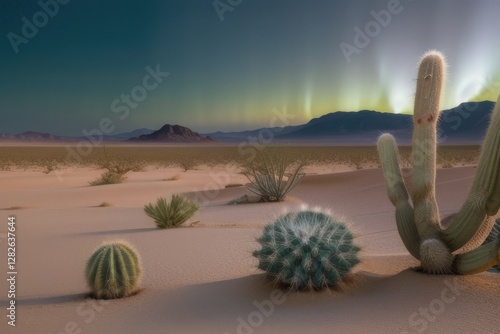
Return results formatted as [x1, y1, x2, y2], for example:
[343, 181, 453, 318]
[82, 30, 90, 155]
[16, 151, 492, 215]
[377, 51, 500, 274]
[86, 241, 142, 299]
[253, 210, 360, 290]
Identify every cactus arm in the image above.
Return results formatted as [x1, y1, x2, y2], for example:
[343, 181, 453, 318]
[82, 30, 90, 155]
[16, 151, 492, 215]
[377, 134, 411, 207]
[410, 51, 446, 240]
[442, 95, 500, 251]
[454, 240, 500, 275]
[450, 216, 496, 254]
[395, 203, 421, 260]
[483, 96, 500, 214]
[377, 133, 421, 259]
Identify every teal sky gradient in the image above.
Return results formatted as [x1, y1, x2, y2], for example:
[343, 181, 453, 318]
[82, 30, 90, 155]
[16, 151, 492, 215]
[1, 0, 500, 136]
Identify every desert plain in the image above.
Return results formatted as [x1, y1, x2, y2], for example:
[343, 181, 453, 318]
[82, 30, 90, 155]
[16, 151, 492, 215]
[0, 144, 499, 334]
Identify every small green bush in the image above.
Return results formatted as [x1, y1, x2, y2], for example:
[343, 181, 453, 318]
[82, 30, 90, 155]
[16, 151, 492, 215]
[144, 195, 199, 229]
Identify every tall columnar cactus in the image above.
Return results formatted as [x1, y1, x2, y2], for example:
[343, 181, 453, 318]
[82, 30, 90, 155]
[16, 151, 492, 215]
[377, 50, 500, 274]
[253, 210, 360, 290]
[86, 241, 142, 299]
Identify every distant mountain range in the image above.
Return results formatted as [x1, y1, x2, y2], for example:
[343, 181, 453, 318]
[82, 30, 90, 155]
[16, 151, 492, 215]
[0, 131, 69, 142]
[205, 101, 495, 144]
[128, 124, 213, 142]
[0, 101, 494, 144]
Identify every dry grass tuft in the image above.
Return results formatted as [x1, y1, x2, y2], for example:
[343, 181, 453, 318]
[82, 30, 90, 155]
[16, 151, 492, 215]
[163, 174, 181, 181]
[225, 183, 244, 188]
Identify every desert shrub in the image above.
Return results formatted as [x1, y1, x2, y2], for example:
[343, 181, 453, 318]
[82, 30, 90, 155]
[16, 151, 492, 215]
[243, 147, 305, 202]
[100, 160, 146, 174]
[42, 162, 58, 174]
[89, 171, 126, 186]
[441, 161, 454, 168]
[144, 194, 199, 229]
[89, 146, 145, 186]
[179, 160, 198, 172]
[0, 161, 11, 171]
[253, 210, 360, 290]
[86, 241, 141, 299]
[98, 145, 145, 174]
[228, 194, 250, 205]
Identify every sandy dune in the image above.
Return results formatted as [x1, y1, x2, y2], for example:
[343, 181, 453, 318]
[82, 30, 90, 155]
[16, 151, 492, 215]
[0, 166, 499, 333]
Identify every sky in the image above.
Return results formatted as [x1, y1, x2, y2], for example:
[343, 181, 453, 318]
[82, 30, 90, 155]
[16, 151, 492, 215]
[1, 0, 500, 136]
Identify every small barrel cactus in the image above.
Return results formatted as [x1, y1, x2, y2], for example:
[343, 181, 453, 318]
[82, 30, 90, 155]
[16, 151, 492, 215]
[253, 210, 360, 290]
[86, 241, 142, 299]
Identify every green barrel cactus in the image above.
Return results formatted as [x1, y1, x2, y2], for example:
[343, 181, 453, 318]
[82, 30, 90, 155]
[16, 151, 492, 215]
[86, 241, 142, 299]
[253, 210, 360, 290]
[377, 50, 500, 274]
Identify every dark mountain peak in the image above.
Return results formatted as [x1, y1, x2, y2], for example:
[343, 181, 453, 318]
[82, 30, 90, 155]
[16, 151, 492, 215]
[129, 124, 214, 143]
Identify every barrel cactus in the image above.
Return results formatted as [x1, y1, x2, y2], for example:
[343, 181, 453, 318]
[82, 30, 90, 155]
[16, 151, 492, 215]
[377, 50, 500, 274]
[86, 241, 142, 299]
[253, 210, 360, 290]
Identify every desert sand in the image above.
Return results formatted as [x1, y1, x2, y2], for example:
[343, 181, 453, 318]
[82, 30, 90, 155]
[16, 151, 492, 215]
[0, 164, 499, 334]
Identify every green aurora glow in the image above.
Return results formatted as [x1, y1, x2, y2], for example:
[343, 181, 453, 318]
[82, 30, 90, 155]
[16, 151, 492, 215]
[1, 0, 499, 135]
